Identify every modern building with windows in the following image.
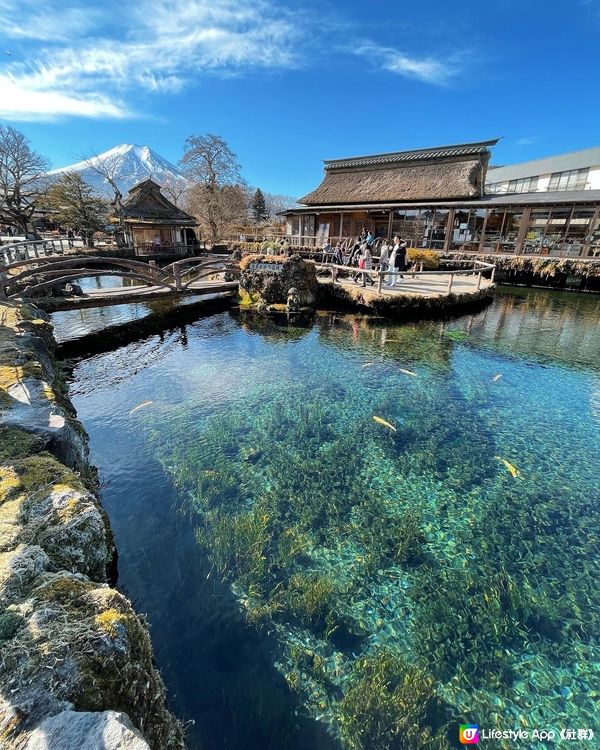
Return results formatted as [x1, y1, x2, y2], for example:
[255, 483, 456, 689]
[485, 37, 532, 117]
[486, 146, 600, 195]
[284, 140, 600, 258]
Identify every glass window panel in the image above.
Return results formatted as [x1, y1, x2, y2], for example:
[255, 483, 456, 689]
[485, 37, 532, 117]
[402, 209, 421, 245]
[430, 209, 449, 249]
[548, 168, 589, 191]
[391, 209, 406, 238]
[502, 210, 524, 242]
[482, 209, 505, 250]
[566, 208, 594, 240]
[523, 209, 550, 253]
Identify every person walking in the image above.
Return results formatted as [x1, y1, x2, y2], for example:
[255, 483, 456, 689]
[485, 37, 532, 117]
[388, 235, 407, 287]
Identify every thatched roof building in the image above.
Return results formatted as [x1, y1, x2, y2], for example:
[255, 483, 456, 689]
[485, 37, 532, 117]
[299, 140, 499, 205]
[284, 138, 600, 259]
[117, 178, 197, 255]
[121, 178, 196, 225]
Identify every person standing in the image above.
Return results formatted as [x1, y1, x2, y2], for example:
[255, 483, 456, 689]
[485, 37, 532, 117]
[387, 243, 397, 287]
[392, 235, 407, 284]
[379, 240, 390, 281]
[363, 245, 375, 285]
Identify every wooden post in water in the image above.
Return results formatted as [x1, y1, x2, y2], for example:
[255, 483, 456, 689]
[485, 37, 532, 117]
[447, 274, 454, 294]
[477, 271, 482, 290]
[378, 271, 383, 293]
[491, 266, 496, 283]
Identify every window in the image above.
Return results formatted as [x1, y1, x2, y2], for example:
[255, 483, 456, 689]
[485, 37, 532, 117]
[507, 177, 539, 193]
[548, 168, 589, 191]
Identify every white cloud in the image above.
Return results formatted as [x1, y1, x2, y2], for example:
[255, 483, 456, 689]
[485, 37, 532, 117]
[0, 74, 129, 120]
[0, 1, 100, 41]
[516, 136, 537, 146]
[0, 0, 300, 120]
[355, 44, 461, 85]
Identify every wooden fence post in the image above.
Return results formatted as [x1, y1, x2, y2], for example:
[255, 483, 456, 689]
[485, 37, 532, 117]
[174, 264, 182, 291]
[447, 274, 454, 294]
[477, 271, 482, 290]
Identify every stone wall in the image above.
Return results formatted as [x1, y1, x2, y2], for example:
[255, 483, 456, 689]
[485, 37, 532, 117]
[0, 302, 183, 749]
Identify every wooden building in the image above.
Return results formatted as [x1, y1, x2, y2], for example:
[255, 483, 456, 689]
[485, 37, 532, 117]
[285, 140, 600, 258]
[118, 178, 197, 255]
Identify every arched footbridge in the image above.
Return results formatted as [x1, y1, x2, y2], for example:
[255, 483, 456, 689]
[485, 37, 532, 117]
[0, 253, 240, 310]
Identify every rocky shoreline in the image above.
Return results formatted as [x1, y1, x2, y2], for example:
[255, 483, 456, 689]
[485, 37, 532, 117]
[0, 302, 183, 749]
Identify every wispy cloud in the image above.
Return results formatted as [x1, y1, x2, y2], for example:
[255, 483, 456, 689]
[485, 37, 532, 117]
[516, 136, 537, 146]
[354, 44, 461, 85]
[0, 0, 300, 120]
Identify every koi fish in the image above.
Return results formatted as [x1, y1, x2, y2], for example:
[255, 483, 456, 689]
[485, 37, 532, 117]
[399, 368, 417, 377]
[129, 400, 153, 415]
[362, 362, 375, 368]
[491, 374, 503, 382]
[495, 456, 520, 478]
[373, 416, 397, 432]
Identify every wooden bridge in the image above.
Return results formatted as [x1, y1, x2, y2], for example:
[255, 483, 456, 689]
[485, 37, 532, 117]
[0, 252, 239, 311]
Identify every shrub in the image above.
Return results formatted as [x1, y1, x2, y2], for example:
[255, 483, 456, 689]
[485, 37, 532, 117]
[407, 249, 440, 270]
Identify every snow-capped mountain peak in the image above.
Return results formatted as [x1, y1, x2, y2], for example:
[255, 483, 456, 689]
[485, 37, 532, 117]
[49, 144, 187, 197]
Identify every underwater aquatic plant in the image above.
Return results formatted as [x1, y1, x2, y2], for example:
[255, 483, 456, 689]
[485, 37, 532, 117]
[336, 649, 449, 750]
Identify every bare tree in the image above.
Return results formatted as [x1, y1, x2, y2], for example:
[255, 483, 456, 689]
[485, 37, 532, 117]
[180, 134, 244, 244]
[185, 183, 249, 243]
[161, 175, 190, 207]
[80, 149, 133, 243]
[264, 192, 297, 217]
[0, 125, 49, 237]
[46, 172, 109, 248]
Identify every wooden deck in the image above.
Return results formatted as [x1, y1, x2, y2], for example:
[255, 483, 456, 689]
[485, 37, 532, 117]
[331, 272, 495, 298]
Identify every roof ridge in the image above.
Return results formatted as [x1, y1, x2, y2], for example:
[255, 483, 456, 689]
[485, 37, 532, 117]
[324, 139, 499, 167]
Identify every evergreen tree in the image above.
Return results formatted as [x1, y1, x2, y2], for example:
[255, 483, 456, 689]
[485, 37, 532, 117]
[251, 188, 269, 224]
[46, 172, 109, 248]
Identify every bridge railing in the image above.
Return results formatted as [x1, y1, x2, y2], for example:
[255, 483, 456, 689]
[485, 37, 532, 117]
[0, 252, 238, 300]
[315, 258, 496, 294]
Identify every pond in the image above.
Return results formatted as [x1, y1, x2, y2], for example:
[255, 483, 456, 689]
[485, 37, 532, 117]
[58, 287, 600, 750]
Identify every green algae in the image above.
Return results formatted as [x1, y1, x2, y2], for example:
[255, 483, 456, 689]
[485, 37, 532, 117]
[71, 297, 600, 750]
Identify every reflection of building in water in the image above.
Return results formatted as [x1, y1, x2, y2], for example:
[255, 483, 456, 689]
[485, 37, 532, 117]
[591, 387, 600, 426]
[285, 140, 600, 258]
[460, 289, 600, 368]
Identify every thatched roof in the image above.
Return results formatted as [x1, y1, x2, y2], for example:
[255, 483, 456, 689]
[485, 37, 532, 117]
[299, 140, 498, 206]
[121, 178, 196, 225]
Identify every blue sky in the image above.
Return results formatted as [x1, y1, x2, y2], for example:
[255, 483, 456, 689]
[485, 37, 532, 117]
[1, 0, 599, 197]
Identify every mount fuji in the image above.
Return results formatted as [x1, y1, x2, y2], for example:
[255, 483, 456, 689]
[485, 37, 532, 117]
[49, 144, 188, 197]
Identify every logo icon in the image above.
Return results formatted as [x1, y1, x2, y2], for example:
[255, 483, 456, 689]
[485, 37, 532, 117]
[460, 724, 479, 744]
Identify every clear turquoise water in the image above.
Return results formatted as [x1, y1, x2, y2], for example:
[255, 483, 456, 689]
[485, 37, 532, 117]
[62, 287, 600, 750]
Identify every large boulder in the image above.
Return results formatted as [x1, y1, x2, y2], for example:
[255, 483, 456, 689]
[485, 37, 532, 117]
[238, 254, 317, 307]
